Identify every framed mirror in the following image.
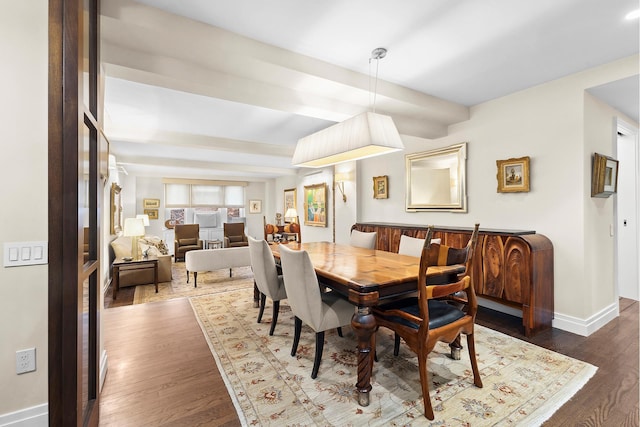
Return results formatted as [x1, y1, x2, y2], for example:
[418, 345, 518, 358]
[405, 142, 467, 212]
[110, 183, 122, 234]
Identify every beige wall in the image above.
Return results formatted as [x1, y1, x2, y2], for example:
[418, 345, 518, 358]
[0, 0, 49, 418]
[356, 55, 638, 334]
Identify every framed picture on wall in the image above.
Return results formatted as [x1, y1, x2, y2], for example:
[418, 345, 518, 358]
[591, 152, 619, 198]
[249, 199, 262, 214]
[144, 209, 158, 220]
[496, 156, 530, 193]
[283, 187, 297, 223]
[143, 198, 160, 209]
[373, 175, 389, 199]
[304, 183, 327, 227]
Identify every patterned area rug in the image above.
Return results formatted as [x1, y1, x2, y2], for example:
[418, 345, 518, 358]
[190, 288, 597, 426]
[133, 264, 254, 304]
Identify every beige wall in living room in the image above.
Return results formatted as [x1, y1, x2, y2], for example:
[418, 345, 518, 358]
[0, 0, 49, 421]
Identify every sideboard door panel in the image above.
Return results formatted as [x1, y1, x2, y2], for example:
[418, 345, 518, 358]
[504, 237, 531, 305]
[482, 235, 505, 298]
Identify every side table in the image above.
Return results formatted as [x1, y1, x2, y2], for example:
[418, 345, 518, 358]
[112, 256, 158, 300]
[205, 239, 223, 249]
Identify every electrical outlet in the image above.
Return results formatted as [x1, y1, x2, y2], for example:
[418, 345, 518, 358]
[16, 348, 36, 374]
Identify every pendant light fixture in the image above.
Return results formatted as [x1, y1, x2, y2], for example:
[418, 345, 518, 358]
[292, 48, 404, 168]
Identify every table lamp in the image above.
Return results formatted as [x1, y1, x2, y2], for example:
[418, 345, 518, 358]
[284, 208, 298, 224]
[123, 217, 145, 259]
[136, 213, 150, 227]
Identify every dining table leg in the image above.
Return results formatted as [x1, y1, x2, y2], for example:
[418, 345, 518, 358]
[351, 306, 376, 406]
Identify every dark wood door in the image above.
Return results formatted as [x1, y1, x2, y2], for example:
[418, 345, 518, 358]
[49, 0, 101, 425]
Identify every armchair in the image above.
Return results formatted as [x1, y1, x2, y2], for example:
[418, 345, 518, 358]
[174, 224, 203, 261]
[223, 222, 248, 248]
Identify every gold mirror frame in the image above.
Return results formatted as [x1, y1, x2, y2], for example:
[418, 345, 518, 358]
[405, 142, 467, 212]
[110, 183, 122, 234]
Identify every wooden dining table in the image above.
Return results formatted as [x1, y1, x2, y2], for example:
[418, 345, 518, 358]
[269, 241, 465, 406]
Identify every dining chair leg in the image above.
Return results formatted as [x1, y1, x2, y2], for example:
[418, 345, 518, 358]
[393, 333, 401, 356]
[311, 331, 325, 379]
[417, 352, 434, 420]
[269, 300, 280, 336]
[467, 332, 483, 388]
[257, 293, 266, 323]
[291, 316, 302, 357]
[337, 327, 343, 337]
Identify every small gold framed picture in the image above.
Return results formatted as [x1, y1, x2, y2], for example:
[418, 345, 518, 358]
[496, 157, 530, 193]
[144, 209, 158, 220]
[143, 198, 160, 209]
[373, 175, 389, 199]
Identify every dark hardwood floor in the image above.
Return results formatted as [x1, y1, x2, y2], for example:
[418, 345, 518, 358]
[100, 279, 639, 426]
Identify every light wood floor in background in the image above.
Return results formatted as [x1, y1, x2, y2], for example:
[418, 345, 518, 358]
[99, 293, 639, 426]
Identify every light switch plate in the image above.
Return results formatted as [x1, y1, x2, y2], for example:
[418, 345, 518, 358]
[4, 242, 48, 267]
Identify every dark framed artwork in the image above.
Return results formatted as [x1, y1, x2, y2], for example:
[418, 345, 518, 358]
[591, 152, 619, 198]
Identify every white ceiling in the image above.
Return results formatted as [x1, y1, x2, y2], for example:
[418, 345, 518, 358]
[101, 0, 639, 180]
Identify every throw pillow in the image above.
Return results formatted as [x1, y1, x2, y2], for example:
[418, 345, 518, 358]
[179, 238, 197, 245]
[110, 236, 131, 259]
[229, 235, 243, 243]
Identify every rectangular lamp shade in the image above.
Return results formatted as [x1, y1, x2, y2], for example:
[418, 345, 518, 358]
[136, 214, 150, 226]
[292, 112, 404, 168]
[123, 218, 145, 237]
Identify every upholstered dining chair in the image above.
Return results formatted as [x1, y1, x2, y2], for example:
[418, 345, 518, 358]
[350, 229, 377, 249]
[372, 226, 483, 420]
[174, 224, 203, 261]
[223, 222, 248, 248]
[248, 236, 287, 335]
[278, 244, 354, 379]
[398, 235, 441, 258]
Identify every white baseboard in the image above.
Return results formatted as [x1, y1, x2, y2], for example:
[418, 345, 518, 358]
[478, 297, 620, 337]
[0, 404, 47, 427]
[552, 302, 619, 336]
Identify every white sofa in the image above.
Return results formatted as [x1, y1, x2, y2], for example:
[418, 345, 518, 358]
[185, 246, 251, 287]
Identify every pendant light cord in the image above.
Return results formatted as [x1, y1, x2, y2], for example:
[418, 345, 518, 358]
[369, 47, 386, 113]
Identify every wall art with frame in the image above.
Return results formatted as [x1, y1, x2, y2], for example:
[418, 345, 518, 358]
[373, 175, 389, 199]
[283, 187, 297, 222]
[143, 198, 160, 209]
[303, 183, 327, 227]
[591, 152, 619, 198]
[249, 199, 262, 214]
[496, 156, 530, 193]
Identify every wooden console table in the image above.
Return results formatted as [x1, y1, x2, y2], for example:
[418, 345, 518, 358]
[352, 223, 554, 337]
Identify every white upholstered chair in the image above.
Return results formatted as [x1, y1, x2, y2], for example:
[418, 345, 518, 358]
[278, 244, 354, 379]
[398, 235, 442, 258]
[248, 236, 287, 336]
[350, 229, 377, 249]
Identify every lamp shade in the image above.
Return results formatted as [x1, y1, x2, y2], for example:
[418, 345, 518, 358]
[284, 208, 298, 219]
[292, 112, 404, 167]
[136, 214, 150, 226]
[123, 218, 145, 237]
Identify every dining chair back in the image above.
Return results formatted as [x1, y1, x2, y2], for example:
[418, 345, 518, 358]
[248, 236, 287, 335]
[398, 235, 441, 258]
[278, 244, 354, 379]
[350, 229, 377, 249]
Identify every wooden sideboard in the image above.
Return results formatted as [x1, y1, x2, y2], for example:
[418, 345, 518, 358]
[351, 222, 554, 337]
